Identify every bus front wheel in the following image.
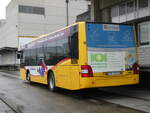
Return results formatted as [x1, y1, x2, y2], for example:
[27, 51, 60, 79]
[48, 72, 57, 91]
[26, 71, 31, 83]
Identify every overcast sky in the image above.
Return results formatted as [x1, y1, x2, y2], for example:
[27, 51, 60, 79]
[0, 0, 11, 19]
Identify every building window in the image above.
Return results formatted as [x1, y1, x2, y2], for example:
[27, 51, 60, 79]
[111, 6, 118, 17]
[138, 22, 149, 46]
[119, 3, 126, 15]
[139, 0, 148, 9]
[127, 1, 134, 13]
[133, 0, 138, 11]
[19, 5, 45, 15]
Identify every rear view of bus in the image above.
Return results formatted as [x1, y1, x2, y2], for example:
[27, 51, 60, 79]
[79, 22, 139, 89]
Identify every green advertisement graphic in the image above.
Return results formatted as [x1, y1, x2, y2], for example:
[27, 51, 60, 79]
[91, 53, 107, 62]
[88, 52, 125, 72]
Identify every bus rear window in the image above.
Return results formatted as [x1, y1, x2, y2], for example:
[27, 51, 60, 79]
[86, 23, 135, 48]
[69, 25, 79, 59]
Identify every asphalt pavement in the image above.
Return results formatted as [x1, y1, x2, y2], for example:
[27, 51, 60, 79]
[0, 71, 145, 113]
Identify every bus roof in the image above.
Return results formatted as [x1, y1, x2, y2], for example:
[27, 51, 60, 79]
[21, 22, 81, 50]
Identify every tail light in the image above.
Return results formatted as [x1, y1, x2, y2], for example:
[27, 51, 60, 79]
[133, 63, 139, 74]
[81, 65, 93, 77]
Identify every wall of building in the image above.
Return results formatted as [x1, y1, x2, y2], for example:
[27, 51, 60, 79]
[111, 0, 150, 23]
[90, 0, 125, 22]
[18, 0, 46, 37]
[18, 0, 88, 36]
[0, 0, 18, 66]
[0, 0, 18, 48]
[1, 52, 17, 65]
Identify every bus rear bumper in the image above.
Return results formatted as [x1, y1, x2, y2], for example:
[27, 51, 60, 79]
[79, 74, 139, 89]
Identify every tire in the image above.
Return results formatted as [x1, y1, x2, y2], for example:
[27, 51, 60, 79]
[48, 72, 57, 91]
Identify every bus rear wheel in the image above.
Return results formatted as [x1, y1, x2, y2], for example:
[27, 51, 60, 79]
[48, 72, 57, 91]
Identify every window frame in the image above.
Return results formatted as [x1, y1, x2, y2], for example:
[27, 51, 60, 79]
[111, 6, 119, 17]
[127, 1, 134, 13]
[19, 5, 45, 15]
[138, 21, 150, 46]
[138, 0, 148, 9]
[119, 3, 126, 16]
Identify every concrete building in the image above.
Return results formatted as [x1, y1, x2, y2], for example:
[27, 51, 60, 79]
[0, 0, 89, 69]
[76, 5, 91, 22]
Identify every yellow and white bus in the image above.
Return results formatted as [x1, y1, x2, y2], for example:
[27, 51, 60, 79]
[20, 22, 139, 91]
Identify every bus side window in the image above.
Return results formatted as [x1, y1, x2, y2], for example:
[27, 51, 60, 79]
[37, 46, 45, 66]
[24, 49, 30, 66]
[29, 48, 37, 66]
[69, 25, 79, 60]
[44, 40, 57, 65]
[69, 32, 78, 59]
